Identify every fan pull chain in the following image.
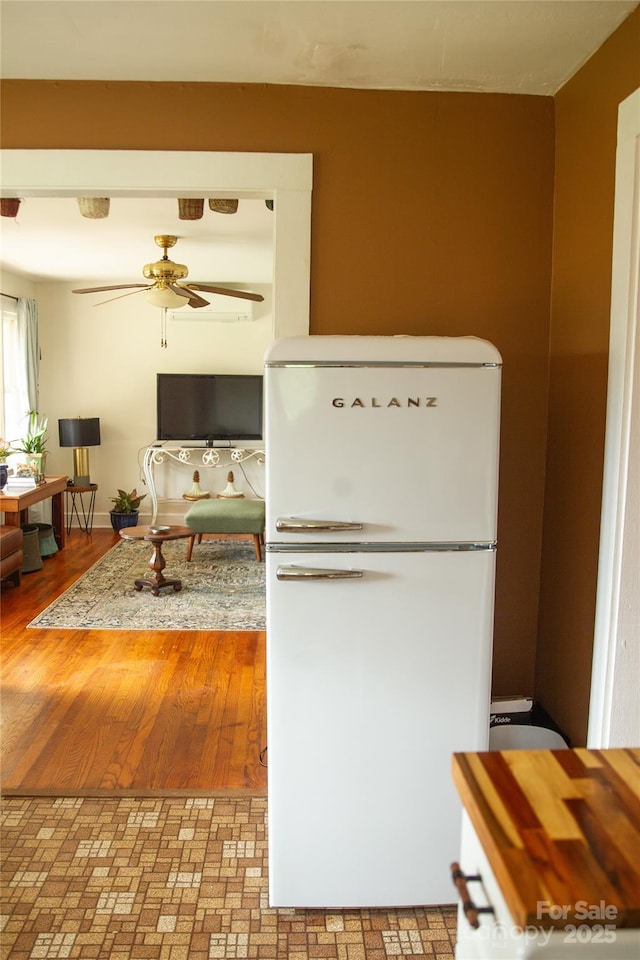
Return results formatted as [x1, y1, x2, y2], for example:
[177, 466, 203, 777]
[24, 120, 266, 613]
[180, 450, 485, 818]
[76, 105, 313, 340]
[161, 307, 168, 348]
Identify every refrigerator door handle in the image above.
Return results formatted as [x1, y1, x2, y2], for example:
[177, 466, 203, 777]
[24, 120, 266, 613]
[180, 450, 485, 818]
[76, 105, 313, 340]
[276, 565, 364, 581]
[276, 517, 364, 533]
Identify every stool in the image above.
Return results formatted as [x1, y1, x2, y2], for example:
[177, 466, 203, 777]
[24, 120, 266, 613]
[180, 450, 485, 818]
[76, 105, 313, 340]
[184, 498, 266, 561]
[20, 524, 44, 573]
[65, 483, 98, 534]
[0, 524, 24, 586]
[34, 521, 59, 557]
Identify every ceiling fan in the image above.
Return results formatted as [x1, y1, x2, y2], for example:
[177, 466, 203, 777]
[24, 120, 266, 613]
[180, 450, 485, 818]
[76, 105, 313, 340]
[72, 234, 265, 309]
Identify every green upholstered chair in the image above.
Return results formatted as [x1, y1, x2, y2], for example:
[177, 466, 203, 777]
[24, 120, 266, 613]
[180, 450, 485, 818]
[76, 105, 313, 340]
[184, 498, 266, 561]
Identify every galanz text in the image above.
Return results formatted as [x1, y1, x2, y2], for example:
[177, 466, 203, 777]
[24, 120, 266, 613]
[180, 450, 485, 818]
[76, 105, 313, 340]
[331, 397, 438, 408]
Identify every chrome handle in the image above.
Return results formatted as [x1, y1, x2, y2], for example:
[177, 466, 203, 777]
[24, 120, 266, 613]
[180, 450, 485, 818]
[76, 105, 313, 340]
[276, 565, 364, 581]
[275, 517, 364, 533]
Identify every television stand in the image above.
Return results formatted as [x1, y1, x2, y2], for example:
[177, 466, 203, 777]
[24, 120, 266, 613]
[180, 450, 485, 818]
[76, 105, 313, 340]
[142, 444, 265, 524]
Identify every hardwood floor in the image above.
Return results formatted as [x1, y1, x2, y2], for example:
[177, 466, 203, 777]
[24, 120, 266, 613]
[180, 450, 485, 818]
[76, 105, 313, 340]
[0, 529, 267, 796]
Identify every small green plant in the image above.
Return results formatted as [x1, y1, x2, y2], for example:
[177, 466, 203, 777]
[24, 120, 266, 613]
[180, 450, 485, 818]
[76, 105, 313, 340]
[110, 488, 147, 514]
[0, 438, 11, 462]
[12, 411, 49, 454]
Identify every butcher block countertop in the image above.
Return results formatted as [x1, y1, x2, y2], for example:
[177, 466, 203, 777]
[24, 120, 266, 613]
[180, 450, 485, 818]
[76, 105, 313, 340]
[452, 748, 640, 930]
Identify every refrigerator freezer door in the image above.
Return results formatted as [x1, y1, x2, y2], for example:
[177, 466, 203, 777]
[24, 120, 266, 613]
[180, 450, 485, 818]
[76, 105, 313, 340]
[265, 363, 501, 544]
[266, 548, 496, 908]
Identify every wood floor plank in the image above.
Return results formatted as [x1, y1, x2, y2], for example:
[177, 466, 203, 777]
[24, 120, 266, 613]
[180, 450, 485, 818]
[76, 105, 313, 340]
[1, 529, 267, 795]
[197, 630, 244, 786]
[230, 634, 266, 786]
[128, 634, 206, 790]
[209, 635, 247, 789]
[176, 633, 228, 789]
[108, 632, 194, 791]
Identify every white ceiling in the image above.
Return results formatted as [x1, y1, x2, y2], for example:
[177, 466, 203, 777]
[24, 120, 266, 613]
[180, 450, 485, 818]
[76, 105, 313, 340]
[2, 1, 637, 95]
[1, 0, 637, 287]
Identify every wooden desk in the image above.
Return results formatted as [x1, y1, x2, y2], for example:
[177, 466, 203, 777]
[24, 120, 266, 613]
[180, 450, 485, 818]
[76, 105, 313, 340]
[0, 475, 68, 549]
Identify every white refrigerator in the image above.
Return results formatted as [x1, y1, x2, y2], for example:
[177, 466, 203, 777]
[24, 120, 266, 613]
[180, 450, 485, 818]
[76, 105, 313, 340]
[264, 335, 502, 908]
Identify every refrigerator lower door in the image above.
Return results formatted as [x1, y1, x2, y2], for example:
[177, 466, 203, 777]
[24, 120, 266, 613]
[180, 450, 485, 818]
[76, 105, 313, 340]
[266, 547, 495, 908]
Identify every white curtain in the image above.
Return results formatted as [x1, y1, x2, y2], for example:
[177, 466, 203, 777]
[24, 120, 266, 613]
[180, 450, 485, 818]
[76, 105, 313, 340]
[16, 297, 39, 436]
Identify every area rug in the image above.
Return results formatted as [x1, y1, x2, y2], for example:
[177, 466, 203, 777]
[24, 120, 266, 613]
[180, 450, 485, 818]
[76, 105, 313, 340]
[28, 538, 265, 631]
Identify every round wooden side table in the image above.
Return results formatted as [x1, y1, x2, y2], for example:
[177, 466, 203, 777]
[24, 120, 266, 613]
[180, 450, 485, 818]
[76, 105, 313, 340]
[118, 524, 193, 596]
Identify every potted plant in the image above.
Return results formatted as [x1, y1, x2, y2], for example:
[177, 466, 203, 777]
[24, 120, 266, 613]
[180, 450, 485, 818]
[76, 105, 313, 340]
[109, 488, 147, 532]
[0, 438, 11, 489]
[11, 411, 49, 481]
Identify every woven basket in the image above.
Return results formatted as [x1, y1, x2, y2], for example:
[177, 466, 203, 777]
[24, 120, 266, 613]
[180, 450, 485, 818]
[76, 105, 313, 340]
[209, 199, 239, 215]
[77, 197, 110, 219]
[178, 198, 205, 220]
[1, 198, 22, 218]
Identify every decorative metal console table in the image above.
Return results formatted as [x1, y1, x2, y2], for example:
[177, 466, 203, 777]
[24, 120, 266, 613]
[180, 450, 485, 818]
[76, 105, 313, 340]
[142, 445, 265, 524]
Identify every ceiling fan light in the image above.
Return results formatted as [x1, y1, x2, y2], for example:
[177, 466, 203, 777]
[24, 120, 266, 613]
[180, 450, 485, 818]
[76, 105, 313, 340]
[144, 286, 187, 309]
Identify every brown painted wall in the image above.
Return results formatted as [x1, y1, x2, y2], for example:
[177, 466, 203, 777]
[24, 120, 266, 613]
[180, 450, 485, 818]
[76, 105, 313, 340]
[1, 79, 554, 698]
[535, 8, 640, 746]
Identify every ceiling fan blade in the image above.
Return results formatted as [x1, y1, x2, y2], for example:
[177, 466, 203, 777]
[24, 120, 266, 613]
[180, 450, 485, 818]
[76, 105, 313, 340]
[93, 288, 150, 306]
[187, 284, 264, 303]
[168, 284, 209, 308]
[72, 283, 147, 294]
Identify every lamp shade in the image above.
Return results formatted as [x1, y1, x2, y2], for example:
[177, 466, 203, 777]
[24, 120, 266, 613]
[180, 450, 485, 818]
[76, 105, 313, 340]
[58, 417, 101, 447]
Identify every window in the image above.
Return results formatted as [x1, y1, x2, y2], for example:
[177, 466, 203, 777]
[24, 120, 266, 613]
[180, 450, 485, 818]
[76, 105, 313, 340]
[1, 294, 38, 444]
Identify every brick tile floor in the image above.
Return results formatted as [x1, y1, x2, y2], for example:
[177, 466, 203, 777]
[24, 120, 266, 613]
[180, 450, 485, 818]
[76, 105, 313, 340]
[1, 797, 457, 960]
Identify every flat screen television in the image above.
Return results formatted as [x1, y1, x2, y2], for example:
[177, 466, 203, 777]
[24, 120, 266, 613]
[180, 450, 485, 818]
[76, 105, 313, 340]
[157, 373, 263, 443]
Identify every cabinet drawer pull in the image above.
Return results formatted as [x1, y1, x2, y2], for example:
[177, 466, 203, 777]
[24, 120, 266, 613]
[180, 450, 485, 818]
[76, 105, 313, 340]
[450, 862, 495, 929]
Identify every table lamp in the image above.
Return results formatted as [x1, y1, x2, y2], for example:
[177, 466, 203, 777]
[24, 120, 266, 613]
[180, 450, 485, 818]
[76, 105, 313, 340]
[58, 417, 101, 486]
